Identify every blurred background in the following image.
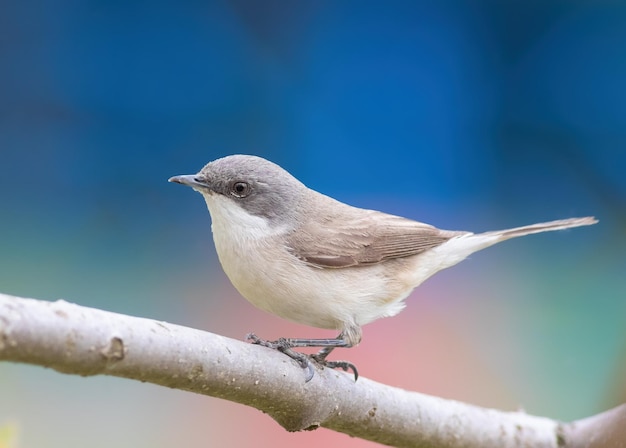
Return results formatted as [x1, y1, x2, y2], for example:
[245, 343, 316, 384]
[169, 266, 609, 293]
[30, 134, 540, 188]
[1, 1, 625, 447]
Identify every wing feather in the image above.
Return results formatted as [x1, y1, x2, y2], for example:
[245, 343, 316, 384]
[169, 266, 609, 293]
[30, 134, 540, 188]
[287, 206, 466, 268]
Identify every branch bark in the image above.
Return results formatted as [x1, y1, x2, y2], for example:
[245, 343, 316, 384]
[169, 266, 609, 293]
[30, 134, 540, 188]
[0, 293, 623, 447]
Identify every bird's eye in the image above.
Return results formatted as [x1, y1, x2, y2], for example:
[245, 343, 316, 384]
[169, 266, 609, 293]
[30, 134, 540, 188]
[230, 181, 250, 198]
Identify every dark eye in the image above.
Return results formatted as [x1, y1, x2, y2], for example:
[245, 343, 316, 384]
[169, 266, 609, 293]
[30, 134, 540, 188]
[230, 181, 250, 198]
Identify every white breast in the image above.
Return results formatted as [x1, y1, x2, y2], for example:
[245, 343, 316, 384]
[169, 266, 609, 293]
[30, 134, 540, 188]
[200, 192, 411, 334]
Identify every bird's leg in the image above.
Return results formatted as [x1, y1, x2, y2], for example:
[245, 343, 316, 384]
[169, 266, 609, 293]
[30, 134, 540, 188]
[311, 345, 334, 362]
[246, 332, 358, 381]
[308, 334, 359, 381]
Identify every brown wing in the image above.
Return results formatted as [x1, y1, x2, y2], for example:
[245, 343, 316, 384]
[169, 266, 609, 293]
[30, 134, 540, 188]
[287, 207, 466, 269]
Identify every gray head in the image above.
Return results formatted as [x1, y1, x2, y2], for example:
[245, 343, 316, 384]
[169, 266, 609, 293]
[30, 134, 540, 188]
[169, 155, 307, 224]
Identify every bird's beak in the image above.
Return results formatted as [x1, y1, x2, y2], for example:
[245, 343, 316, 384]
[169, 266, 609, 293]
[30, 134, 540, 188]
[168, 175, 210, 190]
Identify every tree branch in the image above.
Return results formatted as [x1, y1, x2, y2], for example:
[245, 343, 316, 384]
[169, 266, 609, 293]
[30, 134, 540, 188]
[0, 293, 623, 447]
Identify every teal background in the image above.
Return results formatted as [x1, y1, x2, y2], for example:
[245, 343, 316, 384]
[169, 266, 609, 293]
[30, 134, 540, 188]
[1, 1, 625, 447]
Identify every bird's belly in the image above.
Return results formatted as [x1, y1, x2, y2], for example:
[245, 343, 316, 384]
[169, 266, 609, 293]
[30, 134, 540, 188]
[213, 233, 410, 331]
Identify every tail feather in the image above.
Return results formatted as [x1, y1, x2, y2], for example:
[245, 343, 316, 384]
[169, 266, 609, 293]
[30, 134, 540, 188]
[408, 216, 597, 289]
[481, 216, 598, 242]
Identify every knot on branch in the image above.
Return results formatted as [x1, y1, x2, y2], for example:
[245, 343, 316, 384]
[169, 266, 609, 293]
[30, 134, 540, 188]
[101, 336, 125, 362]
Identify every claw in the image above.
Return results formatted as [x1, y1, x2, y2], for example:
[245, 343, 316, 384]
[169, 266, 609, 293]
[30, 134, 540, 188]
[245, 332, 257, 342]
[302, 359, 315, 383]
[320, 360, 359, 381]
[246, 332, 273, 347]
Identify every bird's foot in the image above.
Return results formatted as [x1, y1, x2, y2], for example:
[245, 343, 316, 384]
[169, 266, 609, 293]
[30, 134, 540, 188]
[310, 353, 359, 381]
[246, 333, 358, 382]
[246, 333, 315, 381]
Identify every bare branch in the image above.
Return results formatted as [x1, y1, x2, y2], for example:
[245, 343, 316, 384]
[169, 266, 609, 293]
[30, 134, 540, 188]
[561, 405, 626, 448]
[0, 293, 622, 447]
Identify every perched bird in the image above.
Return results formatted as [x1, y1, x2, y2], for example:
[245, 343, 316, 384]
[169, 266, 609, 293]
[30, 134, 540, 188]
[170, 155, 597, 381]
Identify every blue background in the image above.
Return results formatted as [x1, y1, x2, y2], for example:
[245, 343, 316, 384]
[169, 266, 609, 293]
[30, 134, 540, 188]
[1, 1, 625, 447]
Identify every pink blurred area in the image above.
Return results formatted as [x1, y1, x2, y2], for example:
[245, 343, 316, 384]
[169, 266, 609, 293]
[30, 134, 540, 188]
[153, 265, 543, 447]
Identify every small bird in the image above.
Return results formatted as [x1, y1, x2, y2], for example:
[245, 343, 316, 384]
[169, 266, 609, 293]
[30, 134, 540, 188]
[170, 155, 597, 381]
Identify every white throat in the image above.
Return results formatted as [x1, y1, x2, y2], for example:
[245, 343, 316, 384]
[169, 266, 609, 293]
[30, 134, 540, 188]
[200, 192, 289, 242]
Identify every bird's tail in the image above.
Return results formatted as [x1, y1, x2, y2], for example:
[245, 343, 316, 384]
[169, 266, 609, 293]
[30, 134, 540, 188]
[407, 216, 597, 291]
[480, 216, 598, 242]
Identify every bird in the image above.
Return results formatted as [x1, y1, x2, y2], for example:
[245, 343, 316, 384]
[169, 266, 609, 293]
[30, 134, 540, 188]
[169, 154, 597, 381]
